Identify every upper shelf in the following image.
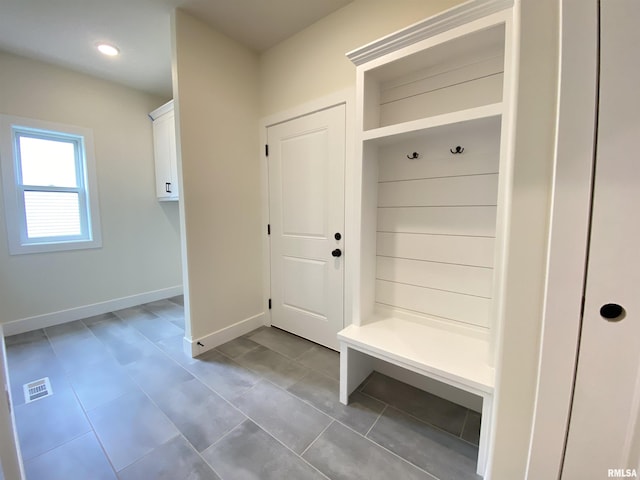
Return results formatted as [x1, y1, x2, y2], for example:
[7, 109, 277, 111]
[362, 102, 502, 146]
[360, 21, 506, 132]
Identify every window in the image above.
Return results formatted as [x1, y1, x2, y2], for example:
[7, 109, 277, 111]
[0, 115, 101, 254]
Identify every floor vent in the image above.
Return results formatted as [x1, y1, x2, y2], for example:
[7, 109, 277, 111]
[23, 377, 53, 403]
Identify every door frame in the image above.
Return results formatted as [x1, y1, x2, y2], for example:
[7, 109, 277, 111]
[259, 89, 355, 333]
[526, 1, 598, 478]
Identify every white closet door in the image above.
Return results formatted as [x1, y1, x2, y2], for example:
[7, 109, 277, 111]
[268, 105, 345, 350]
[562, 1, 640, 477]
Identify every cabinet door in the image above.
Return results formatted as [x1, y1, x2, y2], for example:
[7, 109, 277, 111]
[153, 110, 177, 200]
[167, 111, 178, 200]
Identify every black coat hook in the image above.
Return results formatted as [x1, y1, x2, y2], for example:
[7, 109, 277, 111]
[450, 146, 464, 154]
[407, 152, 419, 159]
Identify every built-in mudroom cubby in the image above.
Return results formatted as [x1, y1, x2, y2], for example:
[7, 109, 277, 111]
[338, 1, 516, 477]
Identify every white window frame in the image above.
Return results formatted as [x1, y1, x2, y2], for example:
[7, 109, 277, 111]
[0, 115, 102, 254]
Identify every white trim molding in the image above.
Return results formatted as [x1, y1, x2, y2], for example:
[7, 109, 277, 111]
[0, 114, 103, 255]
[1, 286, 183, 336]
[526, 1, 598, 478]
[183, 312, 264, 357]
[346, 0, 513, 66]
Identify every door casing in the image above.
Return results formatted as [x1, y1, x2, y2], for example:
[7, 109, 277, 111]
[259, 89, 355, 334]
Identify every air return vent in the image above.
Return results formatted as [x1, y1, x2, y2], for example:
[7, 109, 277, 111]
[23, 377, 52, 403]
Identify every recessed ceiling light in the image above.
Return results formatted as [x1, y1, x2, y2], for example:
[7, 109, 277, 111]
[97, 43, 119, 56]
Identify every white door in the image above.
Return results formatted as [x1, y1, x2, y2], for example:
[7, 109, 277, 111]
[267, 105, 345, 350]
[562, 1, 640, 477]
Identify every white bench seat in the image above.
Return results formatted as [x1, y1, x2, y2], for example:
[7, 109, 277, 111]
[338, 316, 494, 476]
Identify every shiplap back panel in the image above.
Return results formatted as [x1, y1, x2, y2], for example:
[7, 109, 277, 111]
[378, 174, 498, 207]
[377, 256, 493, 298]
[380, 55, 504, 104]
[376, 279, 491, 327]
[375, 122, 500, 329]
[377, 117, 500, 181]
[377, 232, 495, 267]
[379, 58, 504, 127]
[377, 206, 497, 236]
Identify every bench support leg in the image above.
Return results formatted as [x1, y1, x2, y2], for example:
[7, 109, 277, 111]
[339, 344, 374, 405]
[476, 393, 493, 476]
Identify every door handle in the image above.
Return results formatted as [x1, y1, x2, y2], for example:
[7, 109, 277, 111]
[332, 248, 342, 258]
[600, 303, 625, 322]
[165, 182, 172, 193]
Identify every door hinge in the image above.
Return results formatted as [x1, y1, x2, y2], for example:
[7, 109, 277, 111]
[268, 298, 272, 310]
[267, 224, 271, 235]
[265, 144, 269, 157]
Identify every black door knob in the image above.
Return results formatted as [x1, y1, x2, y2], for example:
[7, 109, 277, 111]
[332, 249, 342, 257]
[335, 232, 342, 241]
[600, 303, 625, 321]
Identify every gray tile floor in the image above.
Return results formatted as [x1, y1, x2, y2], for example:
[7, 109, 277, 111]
[5, 296, 481, 480]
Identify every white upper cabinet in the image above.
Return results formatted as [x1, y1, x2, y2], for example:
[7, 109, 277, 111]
[150, 100, 178, 201]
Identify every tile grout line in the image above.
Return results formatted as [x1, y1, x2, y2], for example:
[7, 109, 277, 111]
[225, 341, 313, 381]
[300, 420, 335, 458]
[358, 371, 377, 392]
[116, 357, 238, 477]
[37, 327, 112, 468]
[70, 311, 200, 476]
[13, 309, 470, 480]
[42, 327, 121, 478]
[81, 315, 333, 478]
[250, 371, 443, 479]
[232, 417, 332, 480]
[365, 404, 388, 438]
[460, 408, 470, 440]
[17, 430, 96, 470]
[112, 299, 232, 478]
[182, 347, 347, 480]
[118, 430, 226, 480]
[357, 388, 480, 448]
[320, 409, 442, 480]
[9, 305, 189, 479]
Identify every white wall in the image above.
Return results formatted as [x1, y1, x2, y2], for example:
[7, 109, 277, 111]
[259, 0, 464, 117]
[0, 50, 182, 325]
[172, 10, 263, 343]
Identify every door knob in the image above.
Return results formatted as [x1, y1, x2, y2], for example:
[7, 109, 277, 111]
[600, 303, 625, 322]
[334, 232, 342, 240]
[332, 249, 342, 257]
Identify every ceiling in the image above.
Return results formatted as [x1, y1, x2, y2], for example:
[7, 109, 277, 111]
[0, 0, 353, 98]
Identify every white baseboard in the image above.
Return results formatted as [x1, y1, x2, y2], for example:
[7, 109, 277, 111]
[371, 359, 483, 412]
[184, 312, 265, 357]
[2, 286, 183, 336]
